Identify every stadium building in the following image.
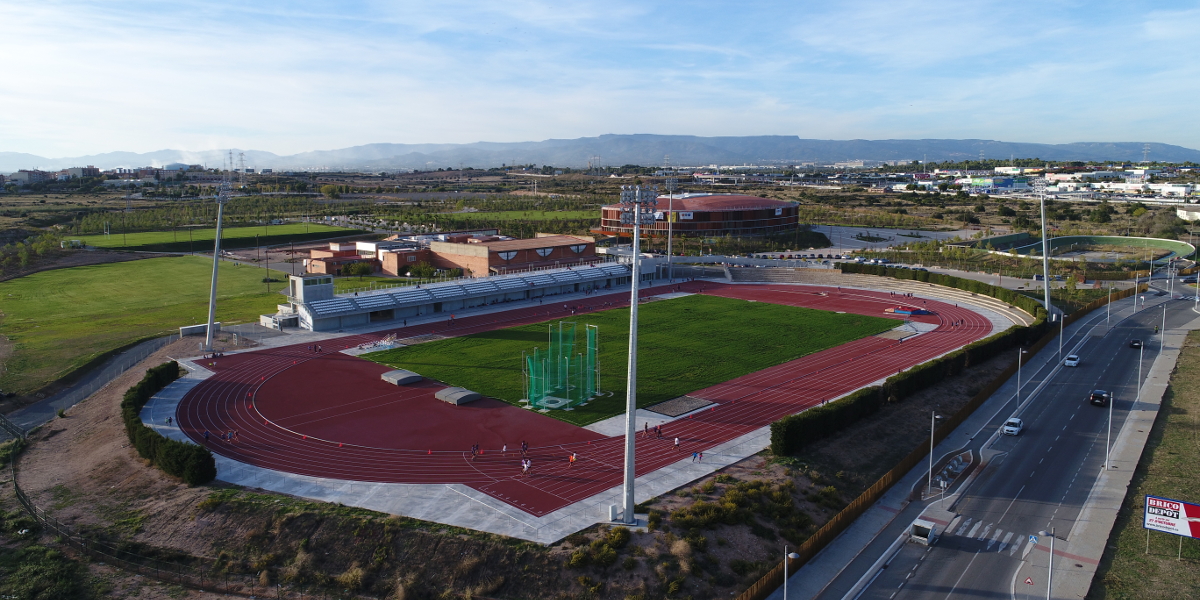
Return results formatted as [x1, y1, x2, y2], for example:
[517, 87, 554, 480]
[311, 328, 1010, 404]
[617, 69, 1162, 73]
[599, 193, 799, 237]
[272, 263, 635, 331]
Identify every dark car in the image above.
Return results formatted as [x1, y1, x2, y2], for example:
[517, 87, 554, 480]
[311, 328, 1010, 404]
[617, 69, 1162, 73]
[1130, 339, 1143, 349]
[1089, 390, 1110, 407]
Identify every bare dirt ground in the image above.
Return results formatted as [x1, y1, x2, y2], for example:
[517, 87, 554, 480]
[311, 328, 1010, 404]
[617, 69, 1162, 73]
[0, 326, 1018, 599]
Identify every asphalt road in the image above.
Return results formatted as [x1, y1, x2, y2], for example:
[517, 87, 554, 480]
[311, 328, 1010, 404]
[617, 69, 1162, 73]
[842, 283, 1194, 600]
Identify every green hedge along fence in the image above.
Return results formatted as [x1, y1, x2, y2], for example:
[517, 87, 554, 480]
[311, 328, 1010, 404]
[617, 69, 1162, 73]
[121, 361, 216, 485]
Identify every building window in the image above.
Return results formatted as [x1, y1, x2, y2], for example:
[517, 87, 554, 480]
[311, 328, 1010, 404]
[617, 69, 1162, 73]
[569, 244, 587, 254]
[535, 248, 553, 257]
[498, 251, 518, 261]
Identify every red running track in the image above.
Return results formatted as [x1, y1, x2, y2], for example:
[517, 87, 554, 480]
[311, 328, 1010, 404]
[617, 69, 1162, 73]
[175, 282, 993, 516]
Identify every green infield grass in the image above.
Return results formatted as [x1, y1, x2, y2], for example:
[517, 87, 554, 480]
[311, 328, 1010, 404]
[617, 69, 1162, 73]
[0, 256, 284, 394]
[72, 223, 358, 252]
[365, 294, 897, 426]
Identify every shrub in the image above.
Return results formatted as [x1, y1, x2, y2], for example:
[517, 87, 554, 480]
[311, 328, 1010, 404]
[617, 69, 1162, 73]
[567, 550, 590, 568]
[120, 362, 216, 485]
[593, 544, 618, 567]
[607, 526, 631, 549]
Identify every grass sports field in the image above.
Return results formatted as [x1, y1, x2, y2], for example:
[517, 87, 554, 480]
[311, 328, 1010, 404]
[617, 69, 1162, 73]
[0, 256, 283, 394]
[365, 294, 897, 426]
[446, 210, 596, 221]
[73, 223, 357, 252]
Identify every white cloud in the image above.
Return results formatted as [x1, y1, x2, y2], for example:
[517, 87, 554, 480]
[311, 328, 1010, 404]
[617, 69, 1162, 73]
[1, 0, 1198, 157]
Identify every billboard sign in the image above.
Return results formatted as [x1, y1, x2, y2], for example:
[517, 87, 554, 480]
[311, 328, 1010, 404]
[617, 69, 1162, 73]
[1144, 495, 1200, 539]
[679, 211, 694, 220]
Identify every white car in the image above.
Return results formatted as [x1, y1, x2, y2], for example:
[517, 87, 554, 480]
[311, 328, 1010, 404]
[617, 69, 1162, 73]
[1001, 417, 1024, 436]
[1063, 354, 1080, 367]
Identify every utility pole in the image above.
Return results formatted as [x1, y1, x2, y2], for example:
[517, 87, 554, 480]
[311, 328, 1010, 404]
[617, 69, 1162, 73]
[619, 185, 658, 525]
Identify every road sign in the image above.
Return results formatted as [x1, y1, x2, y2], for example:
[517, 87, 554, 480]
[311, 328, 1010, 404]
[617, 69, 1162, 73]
[1029, 534, 1038, 546]
[1025, 577, 1034, 585]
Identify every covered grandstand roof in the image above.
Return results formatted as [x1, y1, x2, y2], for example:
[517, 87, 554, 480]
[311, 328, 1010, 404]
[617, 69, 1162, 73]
[300, 263, 631, 318]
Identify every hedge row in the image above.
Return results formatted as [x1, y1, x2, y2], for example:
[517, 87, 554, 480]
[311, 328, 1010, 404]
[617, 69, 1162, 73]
[770, 265, 1051, 455]
[770, 387, 885, 456]
[121, 362, 216, 485]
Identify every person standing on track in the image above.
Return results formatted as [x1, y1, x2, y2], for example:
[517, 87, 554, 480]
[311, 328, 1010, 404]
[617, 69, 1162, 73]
[568, 453, 576, 468]
[521, 459, 529, 477]
[674, 437, 680, 452]
[643, 422, 649, 438]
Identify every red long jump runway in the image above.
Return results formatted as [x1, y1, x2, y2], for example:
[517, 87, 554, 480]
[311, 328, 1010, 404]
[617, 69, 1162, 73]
[175, 282, 995, 517]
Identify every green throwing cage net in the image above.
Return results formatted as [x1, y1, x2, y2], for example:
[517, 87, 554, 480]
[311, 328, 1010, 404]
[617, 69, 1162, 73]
[523, 322, 599, 410]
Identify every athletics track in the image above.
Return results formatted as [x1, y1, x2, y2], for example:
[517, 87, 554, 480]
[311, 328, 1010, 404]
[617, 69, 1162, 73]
[175, 282, 994, 516]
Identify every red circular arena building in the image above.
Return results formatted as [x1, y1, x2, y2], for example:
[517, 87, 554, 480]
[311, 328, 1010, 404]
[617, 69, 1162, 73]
[599, 193, 798, 237]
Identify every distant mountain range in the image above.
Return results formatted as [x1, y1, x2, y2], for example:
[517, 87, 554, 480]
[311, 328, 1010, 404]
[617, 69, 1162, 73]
[4, 135, 1199, 173]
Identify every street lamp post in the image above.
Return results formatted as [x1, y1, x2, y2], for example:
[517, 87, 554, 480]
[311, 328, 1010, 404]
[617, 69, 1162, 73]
[1107, 284, 1112, 325]
[1107, 391, 1114, 470]
[1017, 348, 1029, 405]
[782, 546, 800, 600]
[1039, 527, 1056, 600]
[619, 185, 658, 525]
[1034, 178, 1053, 320]
[928, 411, 942, 498]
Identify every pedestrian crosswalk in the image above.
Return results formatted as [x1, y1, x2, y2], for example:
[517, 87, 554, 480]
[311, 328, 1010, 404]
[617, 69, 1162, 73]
[951, 516, 1033, 557]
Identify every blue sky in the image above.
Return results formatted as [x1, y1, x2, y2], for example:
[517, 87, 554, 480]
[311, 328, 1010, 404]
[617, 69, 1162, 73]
[3, 0, 1199, 156]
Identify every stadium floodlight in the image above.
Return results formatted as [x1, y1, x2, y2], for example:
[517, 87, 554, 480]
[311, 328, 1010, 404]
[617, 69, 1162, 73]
[619, 185, 657, 525]
[1033, 177, 1053, 321]
[203, 175, 232, 353]
[665, 176, 678, 281]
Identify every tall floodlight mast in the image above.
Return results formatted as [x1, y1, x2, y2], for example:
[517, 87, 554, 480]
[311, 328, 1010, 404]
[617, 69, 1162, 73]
[1033, 177, 1053, 320]
[665, 174, 678, 281]
[203, 158, 232, 353]
[619, 185, 658, 525]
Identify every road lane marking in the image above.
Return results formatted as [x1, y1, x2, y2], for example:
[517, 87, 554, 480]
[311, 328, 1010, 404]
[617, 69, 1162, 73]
[999, 531, 1013, 552]
[943, 550, 983, 600]
[1009, 537, 1023, 556]
[987, 529, 1003, 550]
[977, 523, 993, 541]
[967, 521, 982, 538]
[956, 518, 973, 536]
